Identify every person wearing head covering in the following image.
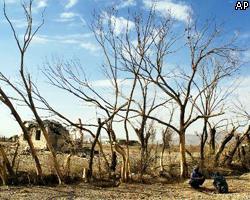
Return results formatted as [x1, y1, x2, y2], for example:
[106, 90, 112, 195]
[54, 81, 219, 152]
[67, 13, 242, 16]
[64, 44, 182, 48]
[189, 166, 205, 189]
[213, 172, 228, 193]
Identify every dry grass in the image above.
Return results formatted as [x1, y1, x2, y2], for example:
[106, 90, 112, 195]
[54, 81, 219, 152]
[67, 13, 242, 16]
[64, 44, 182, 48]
[0, 142, 249, 199]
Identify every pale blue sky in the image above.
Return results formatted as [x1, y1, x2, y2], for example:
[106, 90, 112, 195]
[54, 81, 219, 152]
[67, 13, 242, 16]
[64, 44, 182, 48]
[0, 0, 249, 137]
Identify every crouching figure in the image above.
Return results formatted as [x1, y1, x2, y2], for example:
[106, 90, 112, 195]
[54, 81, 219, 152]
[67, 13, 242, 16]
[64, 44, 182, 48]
[213, 172, 228, 193]
[189, 166, 205, 189]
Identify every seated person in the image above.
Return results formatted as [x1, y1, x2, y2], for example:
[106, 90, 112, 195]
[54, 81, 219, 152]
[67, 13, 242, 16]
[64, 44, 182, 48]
[189, 166, 205, 189]
[213, 172, 228, 193]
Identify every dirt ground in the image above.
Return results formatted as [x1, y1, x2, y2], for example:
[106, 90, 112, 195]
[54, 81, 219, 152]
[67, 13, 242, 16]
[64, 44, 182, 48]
[1, 143, 249, 199]
[0, 174, 249, 200]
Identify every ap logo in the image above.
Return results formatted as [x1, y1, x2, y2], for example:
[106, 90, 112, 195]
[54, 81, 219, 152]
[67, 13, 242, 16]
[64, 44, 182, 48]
[235, 1, 249, 10]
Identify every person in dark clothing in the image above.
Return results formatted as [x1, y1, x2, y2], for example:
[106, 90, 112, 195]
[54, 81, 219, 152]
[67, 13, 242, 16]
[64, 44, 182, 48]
[189, 166, 205, 189]
[213, 172, 228, 193]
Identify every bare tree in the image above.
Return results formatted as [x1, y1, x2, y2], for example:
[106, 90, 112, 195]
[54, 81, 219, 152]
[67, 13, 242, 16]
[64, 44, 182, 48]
[160, 125, 173, 173]
[193, 63, 236, 169]
[120, 77, 170, 179]
[0, 88, 43, 180]
[42, 52, 128, 181]
[214, 127, 236, 167]
[0, 161, 8, 185]
[87, 102, 127, 181]
[2, 0, 64, 184]
[209, 125, 217, 154]
[223, 125, 250, 166]
[40, 7, 158, 182]
[89, 9, 175, 180]
[222, 100, 250, 166]
[86, 8, 241, 178]
[78, 118, 84, 147]
[205, 118, 229, 155]
[233, 100, 250, 124]
[34, 82, 118, 181]
[136, 19, 241, 177]
[0, 144, 15, 177]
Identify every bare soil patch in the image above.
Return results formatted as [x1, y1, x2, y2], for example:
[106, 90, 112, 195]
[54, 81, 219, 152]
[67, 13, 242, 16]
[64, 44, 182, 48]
[0, 174, 249, 200]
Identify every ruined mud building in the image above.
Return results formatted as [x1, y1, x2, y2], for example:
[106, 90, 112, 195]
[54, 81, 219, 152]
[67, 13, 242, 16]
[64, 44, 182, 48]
[19, 120, 70, 151]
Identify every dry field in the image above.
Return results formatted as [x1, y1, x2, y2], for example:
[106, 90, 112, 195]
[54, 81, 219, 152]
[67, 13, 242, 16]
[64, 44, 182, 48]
[1, 143, 250, 199]
[0, 174, 250, 199]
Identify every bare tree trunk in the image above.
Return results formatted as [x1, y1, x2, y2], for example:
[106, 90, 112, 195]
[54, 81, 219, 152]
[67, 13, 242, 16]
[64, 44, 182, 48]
[179, 132, 188, 178]
[0, 88, 43, 179]
[0, 144, 15, 177]
[114, 143, 126, 182]
[24, 77, 64, 184]
[79, 118, 84, 147]
[11, 142, 19, 168]
[108, 127, 127, 182]
[63, 154, 72, 177]
[123, 72, 139, 182]
[88, 118, 103, 181]
[124, 141, 130, 182]
[0, 163, 7, 185]
[237, 142, 241, 161]
[186, 148, 195, 161]
[214, 128, 235, 167]
[24, 136, 43, 179]
[82, 167, 88, 181]
[107, 130, 114, 175]
[160, 145, 166, 172]
[209, 127, 216, 154]
[247, 134, 250, 145]
[96, 140, 110, 173]
[200, 119, 208, 169]
[140, 144, 146, 180]
[35, 117, 64, 184]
